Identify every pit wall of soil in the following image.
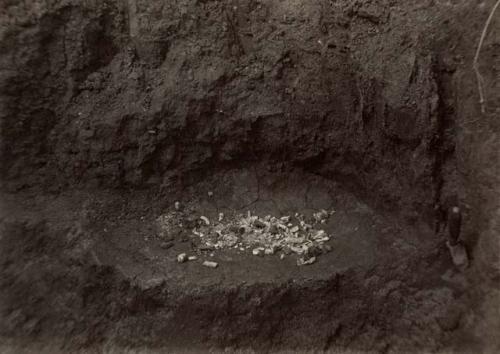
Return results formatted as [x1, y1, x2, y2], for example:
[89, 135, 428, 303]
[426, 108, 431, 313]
[0, 0, 499, 300]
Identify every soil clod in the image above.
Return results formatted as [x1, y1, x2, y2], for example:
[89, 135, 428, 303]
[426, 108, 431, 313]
[160, 241, 174, 250]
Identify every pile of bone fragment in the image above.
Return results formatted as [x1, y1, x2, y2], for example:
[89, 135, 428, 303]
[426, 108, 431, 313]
[157, 201, 335, 267]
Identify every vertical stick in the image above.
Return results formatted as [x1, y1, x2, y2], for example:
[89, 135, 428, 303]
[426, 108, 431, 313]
[473, 0, 500, 113]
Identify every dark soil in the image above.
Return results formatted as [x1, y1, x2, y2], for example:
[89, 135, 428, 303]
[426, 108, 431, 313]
[0, 168, 479, 352]
[1, 0, 499, 352]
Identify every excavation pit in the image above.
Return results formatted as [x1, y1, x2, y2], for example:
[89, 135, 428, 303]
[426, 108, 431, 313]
[95, 168, 430, 287]
[1, 0, 499, 352]
[0, 168, 466, 352]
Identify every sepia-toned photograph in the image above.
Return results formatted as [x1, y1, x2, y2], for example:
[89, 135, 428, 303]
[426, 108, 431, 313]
[1, 0, 499, 353]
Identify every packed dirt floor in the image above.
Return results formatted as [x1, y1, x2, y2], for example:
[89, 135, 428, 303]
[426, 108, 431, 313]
[1, 0, 500, 353]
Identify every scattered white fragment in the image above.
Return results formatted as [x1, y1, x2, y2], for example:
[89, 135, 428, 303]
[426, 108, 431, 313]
[315, 236, 330, 243]
[281, 216, 291, 223]
[264, 248, 274, 255]
[278, 223, 288, 231]
[252, 248, 264, 256]
[312, 230, 329, 241]
[208, 191, 214, 197]
[313, 209, 329, 223]
[280, 254, 285, 260]
[203, 261, 218, 268]
[174, 201, 181, 210]
[218, 212, 224, 222]
[177, 253, 188, 263]
[188, 256, 198, 261]
[286, 236, 305, 244]
[193, 230, 204, 238]
[290, 226, 299, 233]
[314, 229, 326, 237]
[200, 216, 210, 225]
[297, 256, 316, 266]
